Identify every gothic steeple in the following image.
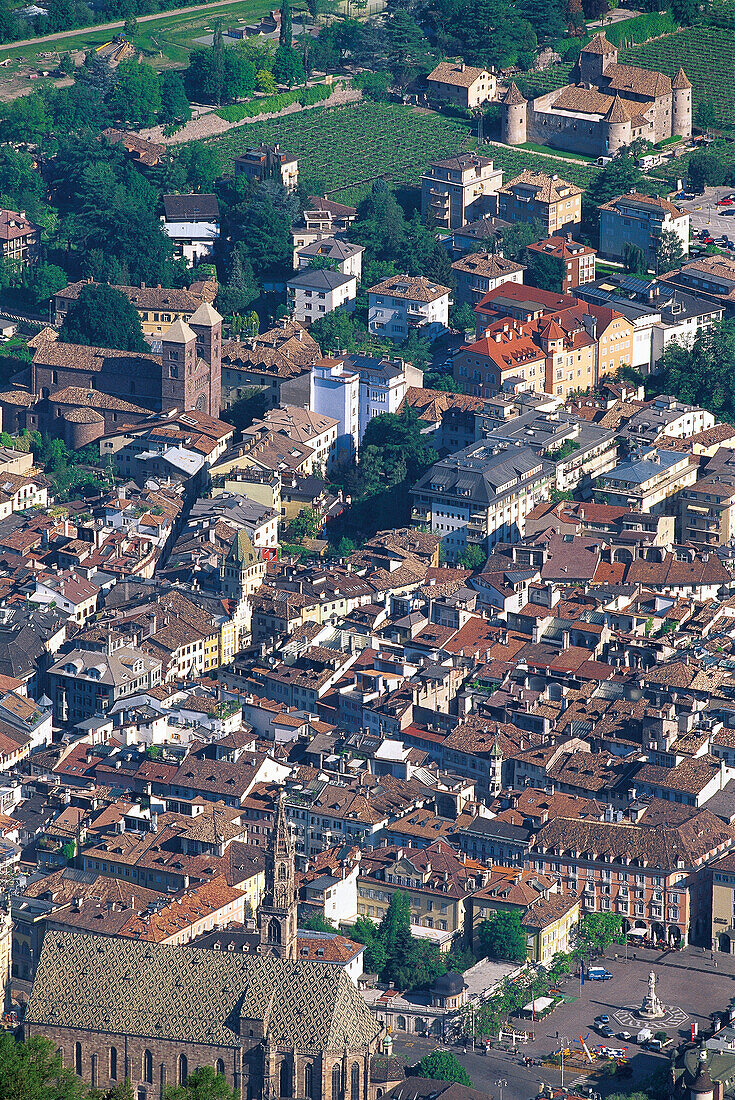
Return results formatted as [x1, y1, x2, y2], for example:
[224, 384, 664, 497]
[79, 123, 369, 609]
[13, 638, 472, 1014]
[258, 795, 297, 960]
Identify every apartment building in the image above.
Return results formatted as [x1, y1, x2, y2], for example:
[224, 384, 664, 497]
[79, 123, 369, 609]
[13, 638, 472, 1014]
[474, 283, 580, 337]
[455, 300, 614, 401]
[496, 171, 583, 235]
[286, 268, 357, 324]
[291, 197, 357, 256]
[358, 841, 477, 944]
[421, 154, 503, 231]
[368, 276, 451, 341]
[242, 406, 340, 475]
[680, 451, 735, 547]
[426, 61, 497, 110]
[601, 447, 697, 513]
[711, 853, 735, 953]
[527, 234, 596, 292]
[411, 442, 552, 559]
[468, 868, 579, 965]
[451, 253, 524, 307]
[531, 806, 735, 946]
[599, 192, 690, 266]
[660, 254, 735, 316]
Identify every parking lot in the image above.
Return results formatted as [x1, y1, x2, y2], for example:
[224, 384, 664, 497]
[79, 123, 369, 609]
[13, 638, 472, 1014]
[679, 185, 735, 246]
[393, 945, 735, 1100]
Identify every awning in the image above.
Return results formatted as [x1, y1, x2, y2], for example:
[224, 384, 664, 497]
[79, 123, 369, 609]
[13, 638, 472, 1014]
[626, 927, 647, 937]
[523, 996, 554, 1013]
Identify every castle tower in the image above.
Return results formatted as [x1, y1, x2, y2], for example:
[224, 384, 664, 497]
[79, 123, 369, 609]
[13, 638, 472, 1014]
[258, 795, 297, 960]
[579, 32, 617, 88]
[603, 94, 632, 154]
[189, 301, 223, 417]
[501, 83, 527, 146]
[672, 67, 692, 138]
[160, 318, 197, 415]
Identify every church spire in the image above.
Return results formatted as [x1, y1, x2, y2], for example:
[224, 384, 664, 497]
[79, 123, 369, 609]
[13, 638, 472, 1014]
[258, 794, 297, 960]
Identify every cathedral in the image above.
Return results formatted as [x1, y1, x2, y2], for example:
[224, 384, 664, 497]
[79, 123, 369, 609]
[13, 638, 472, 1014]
[24, 801, 381, 1100]
[501, 33, 692, 157]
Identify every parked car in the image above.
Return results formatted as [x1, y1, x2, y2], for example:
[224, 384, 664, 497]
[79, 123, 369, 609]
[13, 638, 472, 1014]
[594, 1015, 611, 1025]
[616, 1032, 632, 1041]
[716, 198, 733, 206]
[718, 210, 735, 216]
[643, 1039, 663, 1052]
[587, 967, 613, 980]
[598, 1025, 616, 1038]
[702, 235, 715, 243]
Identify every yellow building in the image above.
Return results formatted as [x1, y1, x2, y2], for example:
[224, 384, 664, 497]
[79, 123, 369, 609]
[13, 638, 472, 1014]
[469, 868, 579, 965]
[497, 171, 583, 236]
[53, 281, 213, 338]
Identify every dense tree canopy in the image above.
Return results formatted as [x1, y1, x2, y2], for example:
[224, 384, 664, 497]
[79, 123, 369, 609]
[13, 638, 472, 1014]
[648, 319, 735, 420]
[60, 284, 148, 352]
[477, 908, 527, 961]
[415, 1052, 474, 1087]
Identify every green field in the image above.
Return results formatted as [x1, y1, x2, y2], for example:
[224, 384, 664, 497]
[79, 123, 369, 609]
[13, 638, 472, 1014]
[0, 0, 271, 71]
[201, 101, 600, 197]
[621, 27, 735, 131]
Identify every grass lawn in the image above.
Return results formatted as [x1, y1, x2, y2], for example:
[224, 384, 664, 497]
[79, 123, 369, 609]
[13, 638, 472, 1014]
[517, 141, 596, 163]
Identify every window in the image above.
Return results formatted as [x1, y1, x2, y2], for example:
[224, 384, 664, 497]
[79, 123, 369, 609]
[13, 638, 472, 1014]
[109, 1047, 118, 1081]
[305, 1064, 314, 1099]
[332, 1064, 342, 1100]
[143, 1051, 153, 1085]
[178, 1055, 187, 1086]
[216, 1060, 226, 1078]
[281, 1061, 293, 1097]
[351, 1063, 360, 1100]
[75, 1043, 82, 1077]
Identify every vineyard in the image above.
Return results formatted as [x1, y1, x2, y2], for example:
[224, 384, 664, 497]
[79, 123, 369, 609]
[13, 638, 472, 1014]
[620, 27, 735, 130]
[201, 101, 599, 198]
[203, 103, 475, 195]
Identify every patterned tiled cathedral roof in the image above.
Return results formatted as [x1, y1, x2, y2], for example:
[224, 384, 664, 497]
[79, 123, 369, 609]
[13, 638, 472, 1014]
[26, 931, 381, 1054]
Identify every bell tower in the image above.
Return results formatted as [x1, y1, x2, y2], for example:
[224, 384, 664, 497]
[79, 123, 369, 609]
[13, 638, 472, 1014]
[258, 795, 297, 960]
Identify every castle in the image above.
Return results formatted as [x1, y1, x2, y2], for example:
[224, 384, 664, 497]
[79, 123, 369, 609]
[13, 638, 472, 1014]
[0, 304, 223, 449]
[501, 33, 692, 157]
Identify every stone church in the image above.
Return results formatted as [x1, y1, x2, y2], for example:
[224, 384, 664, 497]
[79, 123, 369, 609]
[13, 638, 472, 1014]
[501, 32, 692, 156]
[0, 304, 223, 447]
[24, 801, 381, 1100]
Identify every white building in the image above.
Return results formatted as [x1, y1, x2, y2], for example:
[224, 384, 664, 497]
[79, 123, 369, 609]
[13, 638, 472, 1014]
[161, 194, 220, 267]
[310, 359, 360, 460]
[287, 268, 357, 324]
[349, 354, 418, 442]
[294, 237, 364, 281]
[367, 275, 451, 342]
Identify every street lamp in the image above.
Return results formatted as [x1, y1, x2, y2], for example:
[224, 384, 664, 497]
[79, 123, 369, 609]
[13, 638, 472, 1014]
[496, 1078, 508, 1100]
[559, 1037, 569, 1089]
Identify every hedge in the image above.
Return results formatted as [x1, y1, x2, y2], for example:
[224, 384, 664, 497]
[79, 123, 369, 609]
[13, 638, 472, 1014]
[217, 82, 335, 122]
[600, 12, 678, 48]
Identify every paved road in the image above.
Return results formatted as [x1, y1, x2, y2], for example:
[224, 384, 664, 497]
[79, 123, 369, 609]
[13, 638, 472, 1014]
[394, 946, 735, 1100]
[681, 185, 735, 241]
[0, 0, 265, 53]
